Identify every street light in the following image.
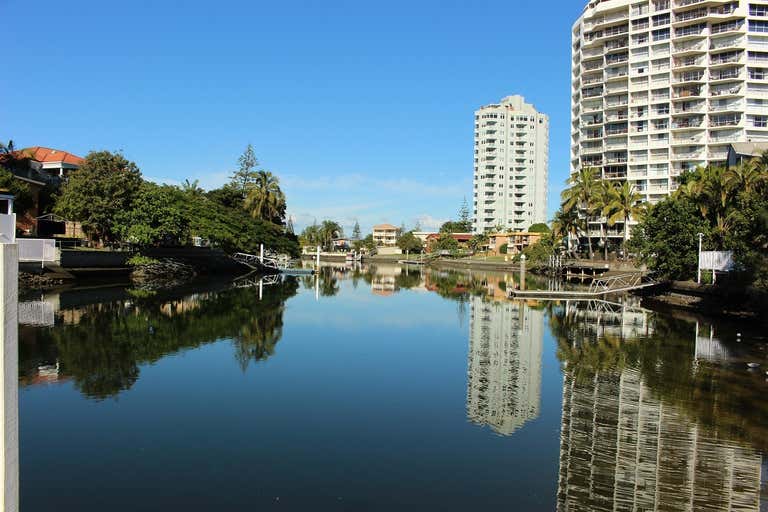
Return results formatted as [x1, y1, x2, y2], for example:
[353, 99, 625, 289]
[696, 232, 704, 284]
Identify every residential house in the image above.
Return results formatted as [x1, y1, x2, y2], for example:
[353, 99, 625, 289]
[0, 146, 84, 235]
[372, 224, 399, 246]
[487, 232, 542, 256]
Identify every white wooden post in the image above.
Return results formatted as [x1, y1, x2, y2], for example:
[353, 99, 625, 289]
[259, 244, 264, 264]
[0, 243, 18, 512]
[696, 233, 703, 284]
[316, 246, 320, 268]
[520, 254, 527, 291]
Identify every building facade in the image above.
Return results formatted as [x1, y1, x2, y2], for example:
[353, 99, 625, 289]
[372, 224, 398, 246]
[473, 95, 549, 233]
[571, 0, 768, 208]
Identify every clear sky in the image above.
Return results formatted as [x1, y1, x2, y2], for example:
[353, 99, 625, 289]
[3, 0, 584, 235]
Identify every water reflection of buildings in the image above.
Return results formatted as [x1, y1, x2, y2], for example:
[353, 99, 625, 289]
[467, 295, 544, 436]
[557, 367, 767, 512]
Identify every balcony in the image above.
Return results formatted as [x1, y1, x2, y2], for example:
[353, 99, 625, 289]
[709, 114, 742, 127]
[709, 100, 744, 112]
[709, 68, 742, 82]
[710, 84, 742, 97]
[671, 118, 703, 129]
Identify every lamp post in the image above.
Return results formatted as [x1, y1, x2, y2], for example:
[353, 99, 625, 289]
[696, 232, 704, 284]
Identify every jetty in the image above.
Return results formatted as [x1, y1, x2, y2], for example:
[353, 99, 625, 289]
[232, 252, 314, 275]
[508, 273, 659, 299]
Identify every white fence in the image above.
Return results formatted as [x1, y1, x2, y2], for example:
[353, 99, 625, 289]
[700, 251, 734, 271]
[18, 239, 57, 262]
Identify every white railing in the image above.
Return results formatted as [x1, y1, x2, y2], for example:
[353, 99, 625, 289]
[18, 239, 57, 262]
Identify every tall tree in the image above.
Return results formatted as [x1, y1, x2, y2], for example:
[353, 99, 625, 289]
[553, 204, 580, 257]
[561, 167, 600, 259]
[352, 220, 361, 239]
[458, 197, 470, 227]
[230, 144, 260, 197]
[54, 151, 142, 245]
[602, 181, 644, 257]
[244, 170, 287, 225]
[318, 220, 342, 251]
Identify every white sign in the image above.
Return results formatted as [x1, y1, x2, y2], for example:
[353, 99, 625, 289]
[699, 251, 734, 271]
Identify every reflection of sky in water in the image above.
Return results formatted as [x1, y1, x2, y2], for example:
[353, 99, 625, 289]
[18, 267, 768, 511]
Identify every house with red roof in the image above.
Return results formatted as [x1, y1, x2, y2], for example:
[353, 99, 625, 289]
[0, 146, 85, 234]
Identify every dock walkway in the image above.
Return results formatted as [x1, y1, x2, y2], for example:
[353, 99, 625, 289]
[509, 273, 658, 299]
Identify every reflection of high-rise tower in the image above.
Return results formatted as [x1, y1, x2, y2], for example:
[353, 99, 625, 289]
[466, 296, 544, 436]
[557, 367, 766, 511]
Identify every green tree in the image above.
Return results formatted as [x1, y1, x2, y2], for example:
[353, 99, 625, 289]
[114, 182, 188, 246]
[207, 184, 244, 210]
[54, 151, 143, 245]
[527, 222, 551, 233]
[561, 167, 600, 259]
[439, 220, 470, 233]
[468, 233, 489, 252]
[432, 233, 459, 252]
[318, 220, 342, 251]
[629, 197, 710, 280]
[0, 167, 34, 214]
[352, 220, 361, 239]
[397, 231, 423, 253]
[230, 144, 260, 197]
[458, 197, 470, 227]
[602, 180, 644, 257]
[243, 170, 286, 225]
[361, 234, 376, 252]
[553, 205, 580, 257]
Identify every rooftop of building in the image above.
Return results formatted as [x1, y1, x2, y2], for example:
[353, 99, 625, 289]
[730, 142, 768, 157]
[372, 224, 398, 230]
[13, 146, 84, 166]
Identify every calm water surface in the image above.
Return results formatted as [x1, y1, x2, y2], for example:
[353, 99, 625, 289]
[18, 264, 768, 511]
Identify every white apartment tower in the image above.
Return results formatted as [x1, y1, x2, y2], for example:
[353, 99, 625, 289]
[473, 95, 549, 233]
[571, 0, 768, 205]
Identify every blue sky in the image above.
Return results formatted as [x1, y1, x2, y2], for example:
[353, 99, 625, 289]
[3, 0, 584, 235]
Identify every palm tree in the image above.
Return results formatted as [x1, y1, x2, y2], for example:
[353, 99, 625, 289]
[552, 204, 580, 258]
[561, 167, 600, 259]
[725, 161, 763, 196]
[318, 220, 342, 251]
[244, 170, 286, 224]
[602, 181, 644, 258]
[181, 179, 204, 197]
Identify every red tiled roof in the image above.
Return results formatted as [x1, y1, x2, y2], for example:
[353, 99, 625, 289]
[18, 146, 84, 165]
[373, 223, 398, 230]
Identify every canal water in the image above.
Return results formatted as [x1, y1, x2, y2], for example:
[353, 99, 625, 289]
[18, 264, 768, 511]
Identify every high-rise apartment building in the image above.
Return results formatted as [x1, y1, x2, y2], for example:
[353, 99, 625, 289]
[473, 95, 549, 233]
[571, 0, 768, 206]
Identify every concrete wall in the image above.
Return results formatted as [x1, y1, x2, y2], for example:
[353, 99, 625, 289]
[376, 247, 402, 256]
[60, 250, 132, 268]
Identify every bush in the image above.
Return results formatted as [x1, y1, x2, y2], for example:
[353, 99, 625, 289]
[499, 243, 508, 254]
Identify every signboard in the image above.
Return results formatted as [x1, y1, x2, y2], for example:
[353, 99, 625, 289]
[699, 251, 734, 271]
